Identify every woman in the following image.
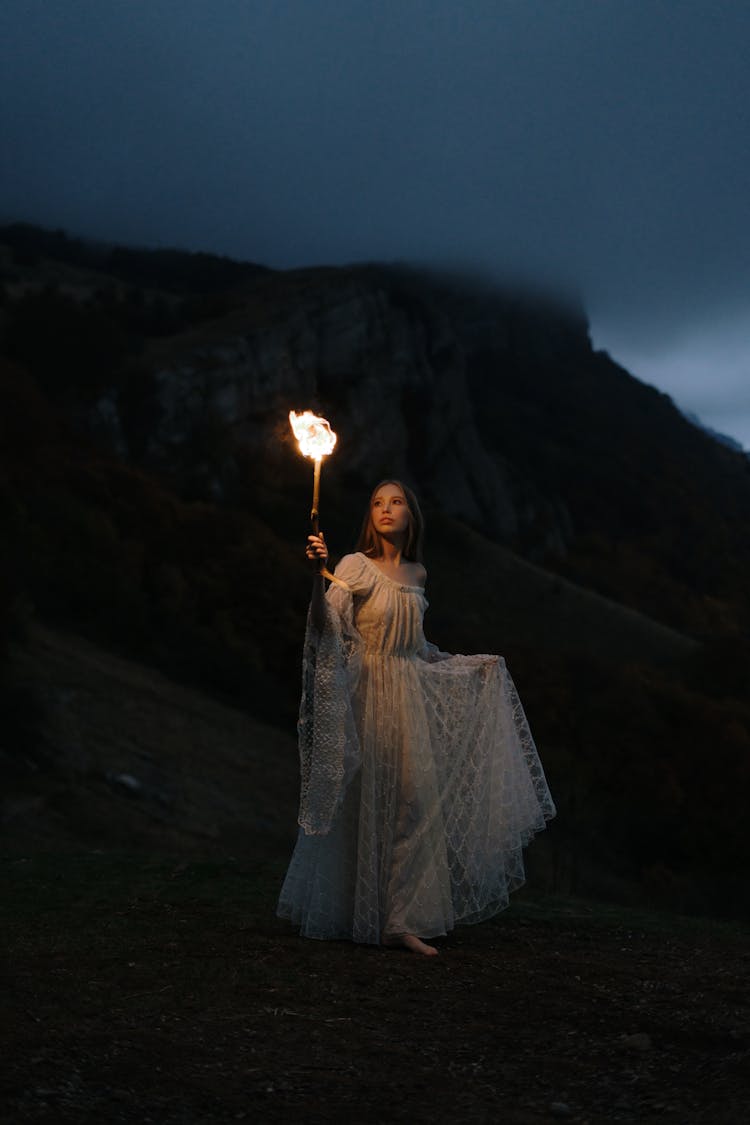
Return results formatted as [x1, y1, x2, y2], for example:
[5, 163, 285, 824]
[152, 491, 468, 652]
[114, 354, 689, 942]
[277, 480, 555, 955]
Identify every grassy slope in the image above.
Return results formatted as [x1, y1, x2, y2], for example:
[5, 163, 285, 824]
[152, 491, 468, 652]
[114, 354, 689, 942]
[425, 515, 697, 668]
[2, 624, 299, 860]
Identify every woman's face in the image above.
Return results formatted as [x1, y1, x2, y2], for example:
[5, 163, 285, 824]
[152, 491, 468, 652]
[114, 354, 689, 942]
[371, 483, 411, 538]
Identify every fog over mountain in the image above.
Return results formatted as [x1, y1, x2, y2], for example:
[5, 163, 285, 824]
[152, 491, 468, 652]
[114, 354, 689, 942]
[1, 0, 749, 445]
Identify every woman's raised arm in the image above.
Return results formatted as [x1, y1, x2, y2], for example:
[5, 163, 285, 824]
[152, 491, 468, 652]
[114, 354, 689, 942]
[306, 532, 329, 633]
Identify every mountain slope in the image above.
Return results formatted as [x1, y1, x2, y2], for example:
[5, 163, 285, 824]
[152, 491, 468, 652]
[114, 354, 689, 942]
[3, 624, 299, 857]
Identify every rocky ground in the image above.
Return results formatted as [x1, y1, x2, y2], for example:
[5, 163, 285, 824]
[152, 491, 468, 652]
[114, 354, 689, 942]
[2, 853, 748, 1124]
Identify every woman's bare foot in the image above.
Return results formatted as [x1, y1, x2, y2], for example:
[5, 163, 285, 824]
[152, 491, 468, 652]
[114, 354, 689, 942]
[402, 933, 439, 956]
[382, 932, 439, 956]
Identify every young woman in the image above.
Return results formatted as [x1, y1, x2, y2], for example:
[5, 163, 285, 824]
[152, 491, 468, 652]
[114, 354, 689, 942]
[277, 480, 555, 955]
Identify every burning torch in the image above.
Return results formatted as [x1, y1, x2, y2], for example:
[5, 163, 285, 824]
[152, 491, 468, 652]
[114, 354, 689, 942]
[289, 409, 337, 577]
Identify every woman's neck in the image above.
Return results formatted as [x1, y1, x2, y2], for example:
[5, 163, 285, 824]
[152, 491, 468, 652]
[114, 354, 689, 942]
[377, 536, 405, 565]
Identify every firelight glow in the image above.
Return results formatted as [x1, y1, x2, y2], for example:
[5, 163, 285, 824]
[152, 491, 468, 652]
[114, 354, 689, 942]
[289, 410, 337, 462]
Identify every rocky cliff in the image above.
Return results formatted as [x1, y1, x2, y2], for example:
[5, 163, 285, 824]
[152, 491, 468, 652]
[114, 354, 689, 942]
[90, 269, 527, 544]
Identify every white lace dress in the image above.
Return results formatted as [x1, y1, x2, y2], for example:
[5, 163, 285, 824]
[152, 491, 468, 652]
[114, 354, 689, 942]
[277, 552, 555, 944]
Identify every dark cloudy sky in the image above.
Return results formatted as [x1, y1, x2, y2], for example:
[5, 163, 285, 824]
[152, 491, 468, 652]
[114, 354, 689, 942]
[2, 0, 749, 446]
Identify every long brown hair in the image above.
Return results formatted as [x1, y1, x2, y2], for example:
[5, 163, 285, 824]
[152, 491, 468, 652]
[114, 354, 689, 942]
[355, 479, 425, 562]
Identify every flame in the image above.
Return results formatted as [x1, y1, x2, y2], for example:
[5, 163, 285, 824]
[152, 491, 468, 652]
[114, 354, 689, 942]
[289, 410, 337, 461]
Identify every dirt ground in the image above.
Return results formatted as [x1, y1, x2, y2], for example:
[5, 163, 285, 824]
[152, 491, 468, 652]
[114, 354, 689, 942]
[2, 854, 747, 1124]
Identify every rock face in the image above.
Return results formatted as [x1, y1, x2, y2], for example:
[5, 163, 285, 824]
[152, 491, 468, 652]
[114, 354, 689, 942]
[72, 254, 750, 635]
[94, 268, 591, 554]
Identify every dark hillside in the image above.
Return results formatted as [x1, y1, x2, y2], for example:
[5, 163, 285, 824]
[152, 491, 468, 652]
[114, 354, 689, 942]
[468, 339, 750, 632]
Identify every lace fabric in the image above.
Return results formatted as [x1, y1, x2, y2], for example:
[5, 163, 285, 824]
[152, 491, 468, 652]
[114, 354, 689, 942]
[296, 570, 362, 835]
[278, 552, 555, 944]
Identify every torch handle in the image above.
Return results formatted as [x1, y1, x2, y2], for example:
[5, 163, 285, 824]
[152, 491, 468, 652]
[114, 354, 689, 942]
[311, 459, 322, 571]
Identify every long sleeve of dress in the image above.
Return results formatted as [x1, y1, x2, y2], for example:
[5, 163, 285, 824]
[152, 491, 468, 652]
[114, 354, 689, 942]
[296, 554, 368, 835]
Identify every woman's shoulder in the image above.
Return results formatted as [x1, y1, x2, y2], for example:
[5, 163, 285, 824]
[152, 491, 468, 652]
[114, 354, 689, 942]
[347, 552, 427, 590]
[411, 561, 427, 587]
[331, 552, 373, 590]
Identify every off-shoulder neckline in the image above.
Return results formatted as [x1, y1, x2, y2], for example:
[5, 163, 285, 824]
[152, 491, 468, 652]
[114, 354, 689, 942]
[356, 552, 426, 592]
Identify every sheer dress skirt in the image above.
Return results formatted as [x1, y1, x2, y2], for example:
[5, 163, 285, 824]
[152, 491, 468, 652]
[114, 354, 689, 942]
[277, 645, 554, 945]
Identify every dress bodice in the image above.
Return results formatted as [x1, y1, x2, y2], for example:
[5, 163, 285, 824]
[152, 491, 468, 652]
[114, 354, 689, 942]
[329, 552, 427, 657]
